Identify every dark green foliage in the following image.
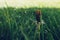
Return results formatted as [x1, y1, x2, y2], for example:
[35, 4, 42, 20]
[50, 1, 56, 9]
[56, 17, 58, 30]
[0, 7, 60, 40]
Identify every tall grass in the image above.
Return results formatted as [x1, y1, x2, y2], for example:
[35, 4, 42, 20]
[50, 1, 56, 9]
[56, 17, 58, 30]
[0, 7, 60, 40]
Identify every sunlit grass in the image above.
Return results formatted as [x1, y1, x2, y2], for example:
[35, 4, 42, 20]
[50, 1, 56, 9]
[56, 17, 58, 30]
[0, 0, 60, 8]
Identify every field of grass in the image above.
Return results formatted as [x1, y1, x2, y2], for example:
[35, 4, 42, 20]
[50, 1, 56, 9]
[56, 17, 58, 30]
[0, 7, 60, 40]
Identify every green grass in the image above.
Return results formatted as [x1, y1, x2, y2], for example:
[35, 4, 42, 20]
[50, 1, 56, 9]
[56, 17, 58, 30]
[0, 7, 60, 40]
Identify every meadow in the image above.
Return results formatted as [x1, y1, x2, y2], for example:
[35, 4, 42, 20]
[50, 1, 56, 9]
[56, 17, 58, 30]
[0, 7, 60, 40]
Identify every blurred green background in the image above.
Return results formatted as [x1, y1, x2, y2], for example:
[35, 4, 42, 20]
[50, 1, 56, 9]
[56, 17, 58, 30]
[0, 7, 60, 40]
